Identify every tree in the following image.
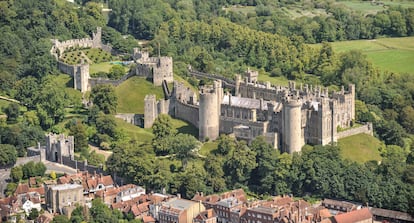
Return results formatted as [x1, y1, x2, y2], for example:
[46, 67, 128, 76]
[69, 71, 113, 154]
[68, 119, 89, 152]
[28, 208, 39, 220]
[91, 85, 118, 114]
[152, 114, 177, 139]
[224, 141, 257, 187]
[400, 106, 414, 134]
[152, 114, 177, 155]
[170, 133, 200, 170]
[95, 114, 117, 138]
[10, 166, 23, 182]
[90, 198, 119, 223]
[108, 64, 125, 79]
[52, 215, 70, 223]
[50, 171, 57, 180]
[0, 144, 17, 166]
[216, 134, 236, 155]
[3, 103, 19, 122]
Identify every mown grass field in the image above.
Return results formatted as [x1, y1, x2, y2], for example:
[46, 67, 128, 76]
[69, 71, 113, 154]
[89, 62, 115, 74]
[115, 77, 165, 113]
[313, 37, 414, 74]
[337, 0, 414, 15]
[61, 48, 113, 65]
[338, 133, 384, 163]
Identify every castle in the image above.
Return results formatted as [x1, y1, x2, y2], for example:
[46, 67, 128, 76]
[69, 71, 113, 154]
[145, 69, 372, 154]
[51, 27, 173, 92]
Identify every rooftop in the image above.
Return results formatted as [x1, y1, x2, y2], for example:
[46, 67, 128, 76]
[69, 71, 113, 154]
[333, 208, 372, 223]
[50, 183, 83, 191]
[222, 95, 275, 110]
[164, 198, 198, 210]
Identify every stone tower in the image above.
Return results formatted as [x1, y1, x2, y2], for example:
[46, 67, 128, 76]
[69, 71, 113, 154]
[144, 95, 158, 128]
[199, 80, 222, 141]
[92, 27, 102, 48]
[45, 133, 74, 163]
[282, 98, 304, 153]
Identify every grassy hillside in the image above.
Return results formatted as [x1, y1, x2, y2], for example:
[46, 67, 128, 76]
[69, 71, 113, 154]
[314, 37, 414, 74]
[115, 118, 154, 143]
[338, 133, 384, 163]
[115, 77, 164, 113]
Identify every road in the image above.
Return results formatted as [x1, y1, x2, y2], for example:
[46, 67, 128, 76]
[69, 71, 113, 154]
[0, 156, 77, 198]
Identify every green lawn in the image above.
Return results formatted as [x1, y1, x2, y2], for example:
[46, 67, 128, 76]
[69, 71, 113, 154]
[199, 141, 219, 156]
[338, 133, 384, 163]
[90, 62, 115, 74]
[171, 118, 199, 138]
[115, 118, 154, 143]
[314, 37, 414, 74]
[115, 77, 164, 113]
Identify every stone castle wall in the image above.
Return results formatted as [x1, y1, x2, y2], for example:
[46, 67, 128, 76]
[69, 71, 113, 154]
[174, 100, 199, 128]
[61, 156, 105, 174]
[336, 123, 373, 139]
[115, 114, 144, 127]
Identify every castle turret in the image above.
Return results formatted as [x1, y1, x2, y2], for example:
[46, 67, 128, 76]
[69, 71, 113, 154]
[144, 95, 158, 128]
[199, 81, 222, 141]
[282, 99, 304, 153]
[348, 84, 355, 120]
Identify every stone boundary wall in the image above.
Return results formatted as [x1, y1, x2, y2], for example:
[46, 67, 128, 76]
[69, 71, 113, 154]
[336, 123, 373, 140]
[61, 156, 105, 174]
[174, 100, 199, 127]
[115, 114, 144, 127]
[89, 72, 135, 88]
[189, 71, 235, 88]
[57, 61, 78, 76]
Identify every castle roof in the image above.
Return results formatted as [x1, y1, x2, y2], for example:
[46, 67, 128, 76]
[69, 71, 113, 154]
[222, 95, 275, 110]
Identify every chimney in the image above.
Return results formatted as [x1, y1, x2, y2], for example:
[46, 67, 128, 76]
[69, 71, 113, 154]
[201, 192, 204, 197]
[177, 193, 181, 199]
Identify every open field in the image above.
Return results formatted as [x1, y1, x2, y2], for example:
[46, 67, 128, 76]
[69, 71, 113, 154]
[115, 77, 164, 113]
[338, 133, 384, 163]
[337, 0, 414, 15]
[313, 37, 414, 74]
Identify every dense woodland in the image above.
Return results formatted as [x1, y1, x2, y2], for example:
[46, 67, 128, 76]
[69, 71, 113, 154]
[0, 0, 413, 218]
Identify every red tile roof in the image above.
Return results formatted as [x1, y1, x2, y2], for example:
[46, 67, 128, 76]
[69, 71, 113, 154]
[143, 215, 156, 223]
[334, 208, 372, 223]
[14, 184, 29, 195]
[29, 187, 45, 195]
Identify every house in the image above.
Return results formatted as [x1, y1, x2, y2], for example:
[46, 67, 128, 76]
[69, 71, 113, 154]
[21, 192, 42, 215]
[332, 208, 372, 223]
[370, 207, 414, 223]
[37, 211, 54, 223]
[194, 209, 217, 223]
[322, 199, 358, 213]
[58, 171, 115, 197]
[115, 184, 145, 203]
[158, 196, 206, 223]
[46, 183, 85, 214]
[193, 189, 247, 223]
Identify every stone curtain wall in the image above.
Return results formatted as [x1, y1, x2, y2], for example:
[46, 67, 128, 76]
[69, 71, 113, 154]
[88, 72, 135, 88]
[336, 123, 373, 139]
[61, 156, 105, 174]
[115, 114, 144, 127]
[174, 100, 199, 127]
